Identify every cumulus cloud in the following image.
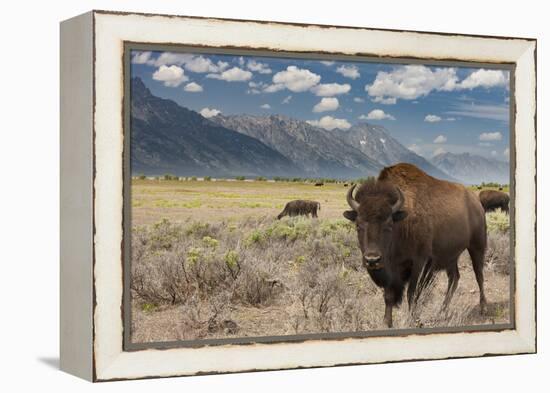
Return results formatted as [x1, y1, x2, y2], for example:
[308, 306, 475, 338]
[425, 114, 442, 122]
[307, 116, 351, 130]
[207, 67, 252, 82]
[320, 61, 335, 66]
[199, 107, 221, 118]
[336, 65, 360, 79]
[366, 65, 458, 101]
[310, 83, 351, 96]
[432, 147, 447, 157]
[433, 135, 447, 144]
[260, 104, 271, 109]
[263, 84, 286, 93]
[360, 109, 395, 120]
[408, 144, 422, 155]
[371, 96, 397, 105]
[138, 52, 231, 76]
[353, 97, 365, 103]
[247, 60, 272, 74]
[152, 65, 189, 87]
[282, 95, 292, 104]
[270, 66, 321, 92]
[479, 132, 503, 141]
[458, 69, 508, 90]
[366, 65, 509, 103]
[183, 82, 203, 92]
[131, 51, 152, 64]
[313, 97, 339, 113]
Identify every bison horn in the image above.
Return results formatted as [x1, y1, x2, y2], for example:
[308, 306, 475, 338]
[346, 184, 360, 211]
[391, 187, 405, 213]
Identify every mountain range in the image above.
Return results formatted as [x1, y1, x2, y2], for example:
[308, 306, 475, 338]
[130, 77, 509, 184]
[431, 152, 509, 185]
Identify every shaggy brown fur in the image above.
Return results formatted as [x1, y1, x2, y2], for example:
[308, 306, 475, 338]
[277, 200, 321, 219]
[344, 163, 487, 327]
[479, 190, 510, 213]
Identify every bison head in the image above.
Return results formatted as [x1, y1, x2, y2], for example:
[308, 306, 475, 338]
[343, 182, 407, 270]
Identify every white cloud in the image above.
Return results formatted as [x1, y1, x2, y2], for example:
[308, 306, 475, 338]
[200, 107, 221, 118]
[447, 103, 509, 122]
[282, 95, 292, 104]
[366, 65, 509, 103]
[131, 51, 152, 64]
[503, 147, 510, 161]
[271, 66, 321, 92]
[263, 84, 286, 93]
[360, 109, 395, 121]
[152, 65, 189, 87]
[458, 69, 508, 90]
[353, 97, 365, 103]
[207, 67, 252, 82]
[313, 97, 339, 113]
[371, 96, 397, 105]
[433, 135, 447, 144]
[247, 60, 272, 74]
[425, 114, 442, 122]
[336, 65, 360, 79]
[310, 83, 351, 96]
[446, 117, 456, 121]
[143, 53, 230, 76]
[185, 56, 227, 73]
[183, 82, 203, 92]
[238, 57, 245, 66]
[432, 147, 447, 157]
[320, 61, 335, 66]
[307, 116, 351, 130]
[408, 144, 422, 155]
[366, 65, 458, 101]
[479, 132, 503, 141]
[260, 104, 271, 109]
[151, 52, 193, 67]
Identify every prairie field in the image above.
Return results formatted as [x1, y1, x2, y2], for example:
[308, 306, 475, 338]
[130, 179, 511, 343]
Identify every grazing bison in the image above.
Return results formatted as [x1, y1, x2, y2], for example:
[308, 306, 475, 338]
[479, 190, 510, 213]
[277, 200, 321, 219]
[343, 163, 487, 327]
[314, 182, 324, 186]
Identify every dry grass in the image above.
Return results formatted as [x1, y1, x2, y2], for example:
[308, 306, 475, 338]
[130, 181, 512, 343]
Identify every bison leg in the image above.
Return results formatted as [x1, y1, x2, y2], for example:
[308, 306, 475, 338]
[468, 247, 487, 314]
[407, 260, 426, 311]
[442, 260, 460, 310]
[383, 290, 396, 328]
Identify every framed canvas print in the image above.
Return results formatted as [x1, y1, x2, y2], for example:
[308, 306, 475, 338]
[60, 10, 537, 382]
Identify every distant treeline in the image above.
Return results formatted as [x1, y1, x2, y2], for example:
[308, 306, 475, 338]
[133, 174, 376, 184]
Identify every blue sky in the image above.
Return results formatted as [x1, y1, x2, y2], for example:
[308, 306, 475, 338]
[131, 50, 510, 161]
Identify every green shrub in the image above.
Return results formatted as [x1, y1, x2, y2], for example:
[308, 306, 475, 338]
[202, 236, 219, 248]
[486, 209, 510, 233]
[204, 176, 212, 181]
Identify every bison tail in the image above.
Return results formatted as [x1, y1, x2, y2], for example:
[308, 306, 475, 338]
[317, 202, 321, 210]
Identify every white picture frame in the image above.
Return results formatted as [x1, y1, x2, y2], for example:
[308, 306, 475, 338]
[60, 10, 536, 382]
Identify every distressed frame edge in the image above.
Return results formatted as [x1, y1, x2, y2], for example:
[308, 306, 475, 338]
[59, 11, 95, 381]
[91, 11, 537, 381]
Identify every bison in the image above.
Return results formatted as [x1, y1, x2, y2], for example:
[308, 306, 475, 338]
[343, 163, 487, 327]
[479, 190, 509, 213]
[277, 200, 320, 219]
[314, 182, 324, 187]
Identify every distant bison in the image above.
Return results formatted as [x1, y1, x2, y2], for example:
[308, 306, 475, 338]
[479, 190, 509, 213]
[344, 163, 487, 327]
[314, 182, 324, 187]
[277, 200, 321, 219]
[344, 183, 349, 187]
